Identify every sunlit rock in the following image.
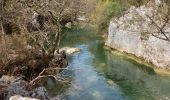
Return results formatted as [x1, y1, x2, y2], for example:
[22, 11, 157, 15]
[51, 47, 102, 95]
[9, 95, 39, 100]
[57, 47, 81, 56]
[106, 0, 170, 69]
[65, 22, 72, 28]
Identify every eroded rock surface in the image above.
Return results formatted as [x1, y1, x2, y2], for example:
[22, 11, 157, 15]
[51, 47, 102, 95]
[0, 78, 62, 100]
[106, 0, 170, 69]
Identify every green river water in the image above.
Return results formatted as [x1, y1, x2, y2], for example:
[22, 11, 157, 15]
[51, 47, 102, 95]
[45, 26, 170, 100]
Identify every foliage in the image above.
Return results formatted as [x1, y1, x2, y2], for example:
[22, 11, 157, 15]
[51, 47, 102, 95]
[0, 0, 86, 85]
[89, 0, 151, 31]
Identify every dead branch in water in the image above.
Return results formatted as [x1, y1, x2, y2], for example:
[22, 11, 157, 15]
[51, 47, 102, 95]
[28, 67, 70, 87]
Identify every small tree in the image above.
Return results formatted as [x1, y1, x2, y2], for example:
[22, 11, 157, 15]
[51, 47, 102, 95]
[145, 0, 170, 42]
[118, 0, 170, 42]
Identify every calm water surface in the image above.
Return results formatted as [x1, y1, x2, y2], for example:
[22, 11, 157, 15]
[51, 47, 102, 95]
[46, 26, 170, 100]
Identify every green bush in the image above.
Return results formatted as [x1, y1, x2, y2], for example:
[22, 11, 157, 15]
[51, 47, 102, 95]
[89, 0, 151, 32]
[96, 0, 128, 31]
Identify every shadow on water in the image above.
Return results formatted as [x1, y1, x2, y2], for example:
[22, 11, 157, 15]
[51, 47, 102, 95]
[46, 26, 170, 100]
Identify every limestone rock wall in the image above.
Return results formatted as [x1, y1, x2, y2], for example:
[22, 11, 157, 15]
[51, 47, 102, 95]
[106, 0, 170, 69]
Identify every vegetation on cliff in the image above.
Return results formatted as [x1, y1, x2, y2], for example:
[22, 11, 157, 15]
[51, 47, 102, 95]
[89, 0, 150, 31]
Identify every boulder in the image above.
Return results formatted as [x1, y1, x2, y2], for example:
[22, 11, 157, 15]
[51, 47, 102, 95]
[0, 83, 8, 100]
[57, 47, 80, 56]
[9, 95, 39, 100]
[31, 87, 49, 100]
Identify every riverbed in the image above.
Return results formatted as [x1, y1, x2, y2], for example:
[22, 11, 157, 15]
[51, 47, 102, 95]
[45, 26, 170, 100]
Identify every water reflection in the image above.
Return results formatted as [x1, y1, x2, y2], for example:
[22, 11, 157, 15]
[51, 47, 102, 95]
[63, 45, 127, 100]
[46, 26, 170, 100]
[90, 36, 170, 100]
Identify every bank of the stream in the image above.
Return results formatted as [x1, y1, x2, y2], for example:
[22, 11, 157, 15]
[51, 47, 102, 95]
[43, 26, 170, 100]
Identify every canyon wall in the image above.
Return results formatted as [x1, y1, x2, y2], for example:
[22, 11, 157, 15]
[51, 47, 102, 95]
[106, 0, 170, 69]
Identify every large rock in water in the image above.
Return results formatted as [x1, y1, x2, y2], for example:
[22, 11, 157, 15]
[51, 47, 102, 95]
[106, 0, 170, 69]
[57, 47, 80, 56]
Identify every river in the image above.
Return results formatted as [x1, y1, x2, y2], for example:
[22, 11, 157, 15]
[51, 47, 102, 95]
[45, 26, 170, 100]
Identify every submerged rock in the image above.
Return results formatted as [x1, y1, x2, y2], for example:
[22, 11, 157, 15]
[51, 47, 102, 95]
[91, 91, 104, 100]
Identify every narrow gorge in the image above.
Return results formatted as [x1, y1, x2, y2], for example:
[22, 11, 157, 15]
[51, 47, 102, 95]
[1, 0, 170, 100]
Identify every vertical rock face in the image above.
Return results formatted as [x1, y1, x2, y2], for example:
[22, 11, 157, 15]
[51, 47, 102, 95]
[106, 0, 170, 69]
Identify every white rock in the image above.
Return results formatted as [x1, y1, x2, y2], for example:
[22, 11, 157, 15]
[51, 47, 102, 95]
[9, 95, 39, 100]
[106, 0, 170, 69]
[65, 22, 72, 28]
[56, 47, 80, 56]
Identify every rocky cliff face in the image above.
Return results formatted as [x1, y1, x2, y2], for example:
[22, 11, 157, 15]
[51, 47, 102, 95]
[106, 0, 170, 69]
